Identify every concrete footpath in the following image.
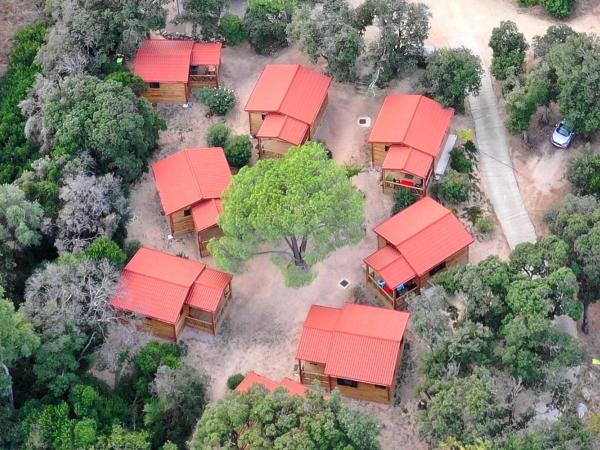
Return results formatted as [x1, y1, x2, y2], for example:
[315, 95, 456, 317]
[465, 44, 537, 248]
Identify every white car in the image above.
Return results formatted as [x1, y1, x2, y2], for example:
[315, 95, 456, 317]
[550, 120, 575, 149]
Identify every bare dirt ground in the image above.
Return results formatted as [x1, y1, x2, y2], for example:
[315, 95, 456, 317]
[0, 0, 40, 74]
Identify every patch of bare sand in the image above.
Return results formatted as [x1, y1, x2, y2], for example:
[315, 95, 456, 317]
[0, 0, 40, 74]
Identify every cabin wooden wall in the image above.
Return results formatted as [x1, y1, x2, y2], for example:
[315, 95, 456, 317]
[309, 94, 329, 138]
[249, 112, 265, 135]
[371, 143, 388, 166]
[139, 317, 177, 340]
[142, 82, 188, 104]
[198, 225, 223, 256]
[416, 246, 470, 288]
[377, 235, 388, 250]
[260, 138, 295, 158]
[169, 209, 195, 235]
[330, 378, 390, 403]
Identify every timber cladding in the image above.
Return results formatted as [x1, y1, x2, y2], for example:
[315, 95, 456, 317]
[330, 378, 391, 404]
[169, 209, 195, 235]
[142, 82, 188, 104]
[249, 112, 265, 135]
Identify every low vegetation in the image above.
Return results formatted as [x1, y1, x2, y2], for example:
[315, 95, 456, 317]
[195, 87, 236, 116]
[518, 0, 577, 19]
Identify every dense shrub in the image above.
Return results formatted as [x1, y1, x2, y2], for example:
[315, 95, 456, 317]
[0, 23, 46, 184]
[243, 0, 293, 55]
[105, 71, 147, 96]
[226, 373, 244, 390]
[196, 87, 236, 115]
[475, 217, 494, 235]
[206, 123, 231, 148]
[431, 170, 471, 204]
[450, 148, 473, 173]
[392, 189, 419, 215]
[220, 13, 246, 45]
[489, 21, 528, 80]
[224, 135, 253, 167]
[566, 153, 600, 198]
[535, 0, 577, 18]
[83, 238, 127, 267]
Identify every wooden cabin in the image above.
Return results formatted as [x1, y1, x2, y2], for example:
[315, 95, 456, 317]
[364, 196, 473, 309]
[369, 95, 454, 195]
[111, 247, 232, 340]
[151, 147, 232, 257]
[134, 39, 222, 104]
[245, 64, 332, 158]
[296, 303, 410, 404]
[235, 372, 307, 397]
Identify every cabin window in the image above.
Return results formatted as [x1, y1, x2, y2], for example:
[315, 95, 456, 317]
[261, 113, 267, 120]
[429, 261, 447, 277]
[183, 208, 191, 217]
[149, 82, 160, 89]
[375, 384, 387, 390]
[404, 173, 414, 180]
[384, 144, 391, 152]
[337, 378, 358, 388]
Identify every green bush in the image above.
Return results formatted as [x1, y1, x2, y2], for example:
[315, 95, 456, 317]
[463, 140, 478, 156]
[465, 205, 482, 224]
[541, 0, 576, 18]
[343, 163, 362, 178]
[105, 71, 147, 96]
[566, 153, 600, 198]
[83, 238, 127, 267]
[226, 373, 245, 390]
[0, 22, 46, 184]
[475, 217, 495, 235]
[392, 189, 419, 215]
[220, 13, 246, 45]
[224, 135, 253, 167]
[243, 1, 292, 55]
[450, 148, 473, 173]
[196, 87, 236, 115]
[431, 170, 471, 204]
[206, 123, 231, 148]
[491, 51, 526, 80]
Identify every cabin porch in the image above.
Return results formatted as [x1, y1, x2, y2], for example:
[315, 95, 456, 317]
[365, 265, 418, 310]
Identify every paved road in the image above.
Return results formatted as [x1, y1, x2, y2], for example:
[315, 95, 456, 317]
[460, 38, 537, 248]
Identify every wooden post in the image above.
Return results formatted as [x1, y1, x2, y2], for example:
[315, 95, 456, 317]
[211, 312, 216, 335]
[327, 376, 332, 392]
[299, 360, 304, 384]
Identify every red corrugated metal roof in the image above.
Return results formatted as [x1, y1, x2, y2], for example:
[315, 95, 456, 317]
[134, 40, 194, 83]
[368, 95, 454, 158]
[256, 114, 309, 145]
[191, 199, 223, 233]
[245, 64, 332, 126]
[191, 42, 222, 66]
[372, 197, 474, 277]
[152, 148, 232, 215]
[236, 372, 307, 397]
[364, 246, 416, 289]
[382, 145, 433, 179]
[111, 248, 232, 323]
[296, 304, 409, 386]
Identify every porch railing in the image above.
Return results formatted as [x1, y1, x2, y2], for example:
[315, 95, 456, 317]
[367, 273, 417, 309]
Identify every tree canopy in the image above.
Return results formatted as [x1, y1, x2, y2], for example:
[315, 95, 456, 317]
[209, 142, 364, 286]
[421, 47, 483, 110]
[488, 21, 528, 80]
[42, 75, 165, 183]
[190, 388, 381, 449]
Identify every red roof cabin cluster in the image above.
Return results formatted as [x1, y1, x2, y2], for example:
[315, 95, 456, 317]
[151, 147, 232, 257]
[364, 196, 474, 309]
[245, 64, 332, 159]
[296, 303, 410, 404]
[111, 247, 232, 340]
[369, 94, 454, 195]
[134, 39, 222, 103]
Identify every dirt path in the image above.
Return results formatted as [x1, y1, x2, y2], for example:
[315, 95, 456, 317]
[0, 0, 40, 74]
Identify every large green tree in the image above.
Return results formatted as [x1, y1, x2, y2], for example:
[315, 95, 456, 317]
[190, 388, 381, 449]
[421, 47, 483, 111]
[244, 0, 295, 55]
[38, 0, 167, 77]
[488, 21, 528, 80]
[174, 0, 228, 39]
[209, 142, 364, 285]
[567, 153, 600, 198]
[369, 0, 430, 85]
[287, 0, 365, 82]
[0, 293, 39, 409]
[42, 75, 165, 183]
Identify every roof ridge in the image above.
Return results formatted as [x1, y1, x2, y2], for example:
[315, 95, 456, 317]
[276, 64, 301, 113]
[392, 199, 450, 247]
[404, 95, 424, 142]
[184, 148, 205, 200]
[332, 329, 404, 344]
[124, 268, 196, 290]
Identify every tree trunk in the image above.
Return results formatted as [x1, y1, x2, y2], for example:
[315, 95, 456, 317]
[522, 130, 529, 145]
[542, 104, 549, 125]
[1, 363, 14, 409]
[288, 236, 306, 267]
[582, 301, 590, 334]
